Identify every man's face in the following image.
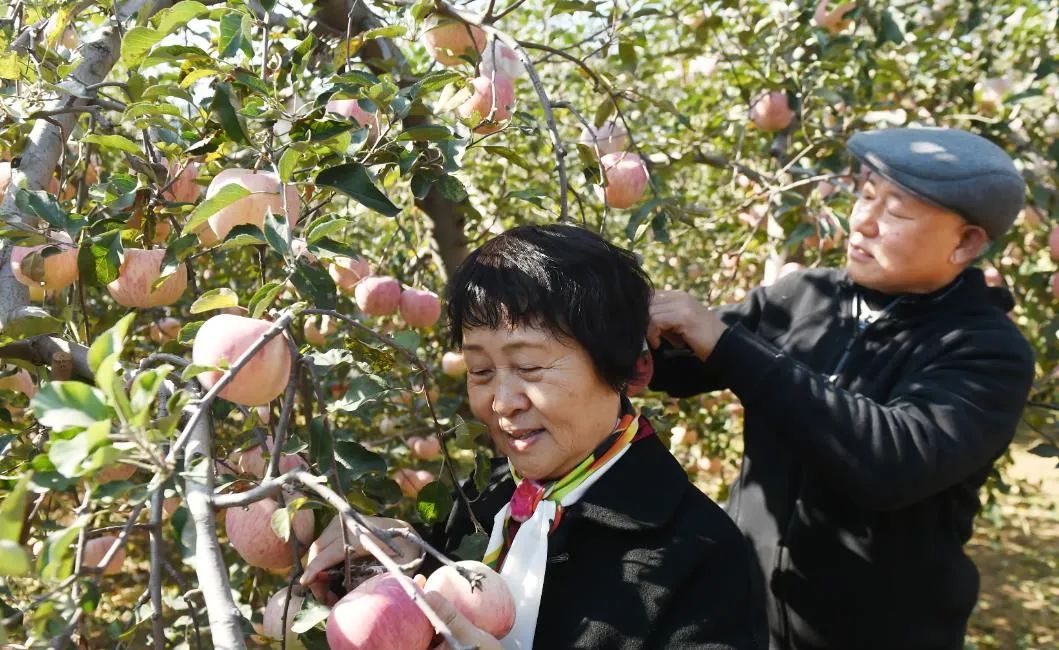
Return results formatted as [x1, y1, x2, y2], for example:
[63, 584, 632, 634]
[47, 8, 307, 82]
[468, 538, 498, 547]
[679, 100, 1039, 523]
[846, 174, 974, 294]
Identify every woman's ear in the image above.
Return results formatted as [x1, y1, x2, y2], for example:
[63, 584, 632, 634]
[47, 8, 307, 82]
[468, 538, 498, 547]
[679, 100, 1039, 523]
[951, 225, 990, 266]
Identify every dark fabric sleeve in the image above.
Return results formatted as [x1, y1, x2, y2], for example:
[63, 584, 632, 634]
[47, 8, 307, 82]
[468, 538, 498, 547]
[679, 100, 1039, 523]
[709, 322, 1035, 510]
[648, 285, 771, 398]
[646, 500, 767, 649]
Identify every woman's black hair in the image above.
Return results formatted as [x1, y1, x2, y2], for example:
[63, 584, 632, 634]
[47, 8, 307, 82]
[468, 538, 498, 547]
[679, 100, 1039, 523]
[447, 224, 653, 391]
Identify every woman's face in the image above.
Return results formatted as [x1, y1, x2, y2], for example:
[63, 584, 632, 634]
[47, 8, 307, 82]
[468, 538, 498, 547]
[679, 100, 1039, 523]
[462, 324, 622, 481]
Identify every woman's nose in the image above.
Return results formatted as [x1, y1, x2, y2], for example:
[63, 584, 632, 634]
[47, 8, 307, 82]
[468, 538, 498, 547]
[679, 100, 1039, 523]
[492, 375, 529, 416]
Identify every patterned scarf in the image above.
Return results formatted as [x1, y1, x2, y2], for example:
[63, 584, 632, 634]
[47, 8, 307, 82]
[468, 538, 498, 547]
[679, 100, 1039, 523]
[482, 408, 654, 648]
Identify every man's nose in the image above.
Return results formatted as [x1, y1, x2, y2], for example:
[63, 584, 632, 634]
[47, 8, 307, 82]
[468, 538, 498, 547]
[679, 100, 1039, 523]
[850, 199, 879, 237]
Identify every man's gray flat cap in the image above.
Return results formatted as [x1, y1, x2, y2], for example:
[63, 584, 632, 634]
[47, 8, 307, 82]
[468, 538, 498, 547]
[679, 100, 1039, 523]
[847, 127, 1025, 239]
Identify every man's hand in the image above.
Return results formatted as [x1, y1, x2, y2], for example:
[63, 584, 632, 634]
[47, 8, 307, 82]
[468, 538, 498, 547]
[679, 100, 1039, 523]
[647, 290, 728, 361]
[299, 515, 422, 603]
[426, 591, 503, 650]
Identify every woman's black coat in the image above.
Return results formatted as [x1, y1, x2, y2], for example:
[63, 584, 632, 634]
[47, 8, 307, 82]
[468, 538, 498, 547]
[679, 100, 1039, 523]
[429, 432, 767, 649]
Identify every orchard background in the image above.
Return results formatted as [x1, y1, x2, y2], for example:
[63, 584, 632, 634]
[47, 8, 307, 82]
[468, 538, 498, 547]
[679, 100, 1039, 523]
[0, 0, 1056, 647]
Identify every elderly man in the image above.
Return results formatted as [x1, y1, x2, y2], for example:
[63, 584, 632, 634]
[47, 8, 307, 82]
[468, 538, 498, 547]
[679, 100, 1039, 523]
[648, 127, 1035, 650]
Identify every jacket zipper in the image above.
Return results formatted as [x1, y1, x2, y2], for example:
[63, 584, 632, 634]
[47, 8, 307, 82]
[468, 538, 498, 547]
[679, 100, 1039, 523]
[775, 288, 904, 647]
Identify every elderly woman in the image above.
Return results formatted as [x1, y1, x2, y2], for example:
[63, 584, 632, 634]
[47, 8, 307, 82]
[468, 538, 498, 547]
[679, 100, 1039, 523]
[303, 225, 764, 649]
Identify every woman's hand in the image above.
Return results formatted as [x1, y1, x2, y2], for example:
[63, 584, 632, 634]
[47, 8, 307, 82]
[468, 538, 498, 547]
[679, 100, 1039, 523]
[426, 591, 503, 650]
[299, 515, 422, 603]
[647, 290, 728, 361]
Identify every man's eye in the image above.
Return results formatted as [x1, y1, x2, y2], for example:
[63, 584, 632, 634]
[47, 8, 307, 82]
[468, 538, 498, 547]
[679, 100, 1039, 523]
[518, 366, 543, 374]
[468, 369, 494, 378]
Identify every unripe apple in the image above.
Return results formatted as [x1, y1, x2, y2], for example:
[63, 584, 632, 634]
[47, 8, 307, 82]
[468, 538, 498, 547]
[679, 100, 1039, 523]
[813, 0, 856, 35]
[480, 39, 521, 79]
[262, 589, 306, 646]
[329, 255, 372, 293]
[422, 17, 487, 66]
[192, 314, 293, 406]
[399, 289, 441, 328]
[669, 425, 698, 447]
[441, 351, 466, 378]
[408, 436, 442, 460]
[10, 232, 79, 291]
[326, 573, 434, 650]
[106, 248, 188, 308]
[149, 317, 182, 344]
[228, 444, 308, 478]
[225, 498, 314, 571]
[204, 169, 301, 240]
[599, 152, 649, 209]
[355, 276, 402, 316]
[457, 76, 515, 135]
[95, 463, 136, 483]
[578, 119, 630, 156]
[424, 560, 516, 638]
[750, 91, 795, 131]
[393, 468, 435, 498]
[325, 99, 381, 141]
[0, 368, 36, 398]
[162, 158, 201, 203]
[83, 536, 126, 575]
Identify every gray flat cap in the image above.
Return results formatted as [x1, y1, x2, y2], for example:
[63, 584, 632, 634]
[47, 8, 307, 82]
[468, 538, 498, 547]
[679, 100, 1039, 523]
[847, 127, 1025, 239]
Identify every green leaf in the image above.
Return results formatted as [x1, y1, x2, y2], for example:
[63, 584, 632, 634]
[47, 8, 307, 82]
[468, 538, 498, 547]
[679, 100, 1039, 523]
[154, 1, 209, 36]
[178, 320, 204, 345]
[189, 288, 239, 314]
[48, 421, 111, 477]
[181, 184, 251, 236]
[263, 207, 291, 256]
[291, 600, 330, 633]
[82, 133, 143, 155]
[121, 27, 164, 69]
[291, 261, 338, 311]
[395, 125, 452, 142]
[87, 313, 136, 375]
[451, 531, 488, 561]
[31, 382, 112, 430]
[305, 218, 353, 245]
[334, 440, 386, 481]
[315, 163, 400, 217]
[38, 515, 89, 580]
[270, 506, 292, 542]
[414, 70, 465, 94]
[14, 189, 76, 235]
[482, 145, 531, 170]
[0, 541, 32, 577]
[277, 147, 302, 184]
[435, 175, 468, 202]
[210, 82, 250, 145]
[247, 281, 284, 320]
[879, 9, 905, 45]
[77, 233, 123, 286]
[219, 12, 246, 58]
[0, 308, 64, 343]
[0, 473, 33, 543]
[416, 481, 454, 525]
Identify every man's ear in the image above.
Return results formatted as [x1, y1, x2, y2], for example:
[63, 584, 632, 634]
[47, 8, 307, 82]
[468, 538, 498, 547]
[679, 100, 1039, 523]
[951, 225, 990, 266]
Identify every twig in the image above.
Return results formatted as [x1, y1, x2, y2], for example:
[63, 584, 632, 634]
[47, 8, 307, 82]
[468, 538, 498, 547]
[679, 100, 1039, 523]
[149, 488, 166, 649]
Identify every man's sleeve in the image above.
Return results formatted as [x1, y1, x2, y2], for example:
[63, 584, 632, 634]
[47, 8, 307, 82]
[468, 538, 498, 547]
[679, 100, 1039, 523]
[648, 284, 771, 398]
[706, 321, 1035, 510]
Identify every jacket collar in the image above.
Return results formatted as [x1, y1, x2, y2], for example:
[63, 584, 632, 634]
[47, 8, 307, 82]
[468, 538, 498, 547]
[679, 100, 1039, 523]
[565, 432, 688, 531]
[840, 267, 1013, 319]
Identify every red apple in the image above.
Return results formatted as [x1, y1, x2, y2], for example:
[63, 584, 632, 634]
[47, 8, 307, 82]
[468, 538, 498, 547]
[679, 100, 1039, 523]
[227, 443, 308, 478]
[600, 152, 649, 209]
[82, 536, 126, 575]
[204, 169, 301, 240]
[1049, 226, 1059, 261]
[106, 248, 188, 308]
[355, 276, 402, 316]
[393, 468, 435, 498]
[480, 39, 521, 80]
[225, 498, 314, 571]
[329, 255, 372, 294]
[262, 589, 306, 645]
[750, 91, 795, 131]
[95, 463, 136, 483]
[813, 0, 856, 35]
[399, 289, 441, 328]
[422, 17, 486, 66]
[162, 158, 201, 203]
[0, 368, 36, 398]
[457, 76, 515, 135]
[192, 314, 293, 406]
[424, 560, 515, 638]
[326, 99, 381, 141]
[408, 436, 442, 461]
[326, 573, 434, 650]
[149, 317, 182, 345]
[10, 232, 79, 291]
[578, 119, 630, 156]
